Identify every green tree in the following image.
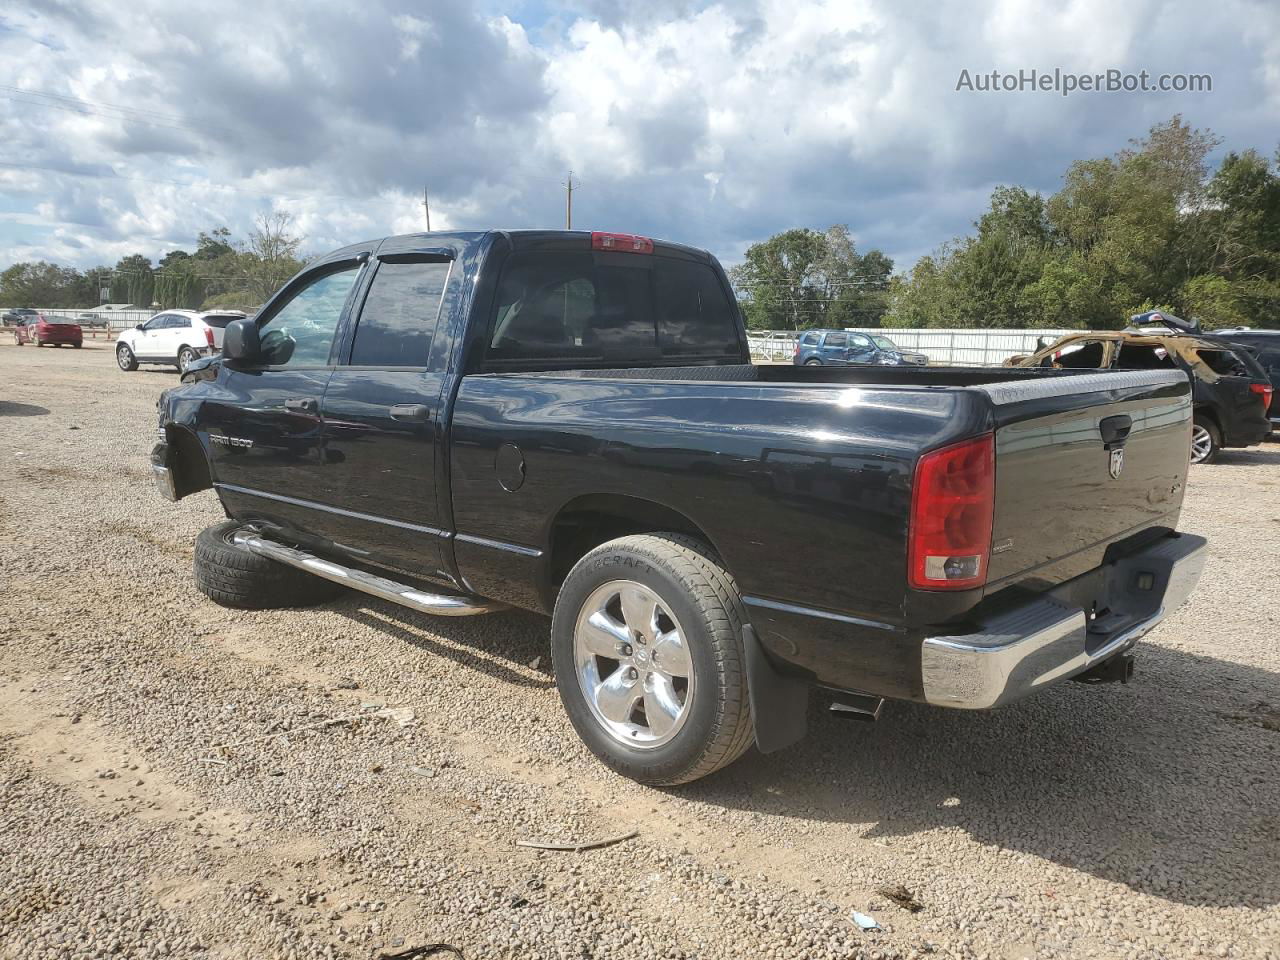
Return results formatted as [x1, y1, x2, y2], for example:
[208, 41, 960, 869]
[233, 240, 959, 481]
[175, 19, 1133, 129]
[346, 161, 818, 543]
[195, 227, 235, 261]
[730, 226, 893, 329]
[112, 254, 155, 307]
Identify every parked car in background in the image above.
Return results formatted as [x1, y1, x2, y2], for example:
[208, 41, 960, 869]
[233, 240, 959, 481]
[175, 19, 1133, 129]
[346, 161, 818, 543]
[868, 333, 929, 365]
[13, 312, 83, 348]
[76, 312, 109, 328]
[1207, 328, 1280, 436]
[1007, 324, 1273, 463]
[793, 329, 925, 366]
[114, 309, 246, 373]
[3, 307, 39, 326]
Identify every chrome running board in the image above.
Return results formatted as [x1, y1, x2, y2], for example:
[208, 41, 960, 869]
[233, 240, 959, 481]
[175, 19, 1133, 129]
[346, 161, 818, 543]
[231, 530, 503, 617]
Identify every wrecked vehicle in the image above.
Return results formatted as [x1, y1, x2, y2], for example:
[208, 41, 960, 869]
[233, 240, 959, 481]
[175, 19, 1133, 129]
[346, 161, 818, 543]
[1007, 320, 1273, 463]
[151, 230, 1206, 784]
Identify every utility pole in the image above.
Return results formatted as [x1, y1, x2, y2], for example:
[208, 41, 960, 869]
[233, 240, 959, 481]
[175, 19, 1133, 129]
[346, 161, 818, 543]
[565, 170, 574, 229]
[422, 186, 431, 232]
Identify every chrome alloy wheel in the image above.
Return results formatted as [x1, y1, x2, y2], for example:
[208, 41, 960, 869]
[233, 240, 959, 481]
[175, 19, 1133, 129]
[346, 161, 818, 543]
[1190, 424, 1213, 463]
[573, 580, 695, 749]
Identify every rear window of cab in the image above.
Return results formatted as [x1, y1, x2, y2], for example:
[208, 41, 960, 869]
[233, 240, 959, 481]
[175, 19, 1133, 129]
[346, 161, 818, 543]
[484, 250, 742, 370]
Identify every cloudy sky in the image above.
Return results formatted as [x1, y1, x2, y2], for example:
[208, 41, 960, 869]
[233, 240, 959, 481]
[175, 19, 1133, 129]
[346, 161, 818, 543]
[1, 0, 1277, 274]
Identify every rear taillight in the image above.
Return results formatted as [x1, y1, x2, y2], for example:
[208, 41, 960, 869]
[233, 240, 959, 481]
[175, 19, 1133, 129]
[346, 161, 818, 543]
[1249, 382, 1273, 412]
[591, 231, 653, 254]
[205, 326, 215, 348]
[908, 434, 995, 591]
[794, 341, 801, 356]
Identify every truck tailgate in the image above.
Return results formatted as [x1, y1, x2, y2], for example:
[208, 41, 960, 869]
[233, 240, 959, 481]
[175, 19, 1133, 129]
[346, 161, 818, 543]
[982, 370, 1192, 591]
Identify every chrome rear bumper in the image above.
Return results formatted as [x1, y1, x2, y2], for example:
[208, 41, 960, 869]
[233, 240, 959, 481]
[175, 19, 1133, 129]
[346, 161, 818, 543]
[921, 533, 1207, 709]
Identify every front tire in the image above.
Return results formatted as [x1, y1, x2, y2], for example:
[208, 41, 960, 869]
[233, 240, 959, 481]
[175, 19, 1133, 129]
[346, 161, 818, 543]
[116, 344, 138, 371]
[551, 533, 754, 785]
[1191, 414, 1221, 464]
[194, 521, 347, 610]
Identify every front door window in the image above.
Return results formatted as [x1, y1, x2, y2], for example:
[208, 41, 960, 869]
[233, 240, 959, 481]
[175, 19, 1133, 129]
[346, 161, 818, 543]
[258, 266, 361, 367]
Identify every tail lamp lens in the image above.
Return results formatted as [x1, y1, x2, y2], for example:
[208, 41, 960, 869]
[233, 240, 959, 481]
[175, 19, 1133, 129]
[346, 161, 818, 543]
[1249, 382, 1273, 412]
[204, 325, 215, 348]
[908, 434, 995, 590]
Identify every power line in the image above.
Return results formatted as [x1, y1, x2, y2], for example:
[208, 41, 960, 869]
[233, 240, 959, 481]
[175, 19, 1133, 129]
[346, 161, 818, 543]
[0, 84, 231, 137]
[0, 159, 383, 205]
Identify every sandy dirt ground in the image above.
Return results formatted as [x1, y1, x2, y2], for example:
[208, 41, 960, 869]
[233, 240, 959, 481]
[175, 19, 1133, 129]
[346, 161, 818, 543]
[1, 340, 1278, 960]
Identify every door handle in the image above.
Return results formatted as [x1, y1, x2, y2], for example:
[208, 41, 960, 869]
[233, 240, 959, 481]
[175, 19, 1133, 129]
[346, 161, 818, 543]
[1099, 414, 1132, 448]
[284, 398, 319, 413]
[389, 403, 431, 423]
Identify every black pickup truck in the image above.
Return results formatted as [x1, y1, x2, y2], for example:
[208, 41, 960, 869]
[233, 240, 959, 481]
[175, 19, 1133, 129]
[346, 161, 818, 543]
[152, 230, 1207, 784]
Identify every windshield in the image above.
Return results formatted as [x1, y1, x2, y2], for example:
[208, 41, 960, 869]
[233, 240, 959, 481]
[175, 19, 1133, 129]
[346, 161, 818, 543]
[871, 335, 898, 351]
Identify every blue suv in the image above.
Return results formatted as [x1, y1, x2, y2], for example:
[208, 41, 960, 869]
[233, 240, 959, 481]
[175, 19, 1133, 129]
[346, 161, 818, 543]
[793, 329, 927, 366]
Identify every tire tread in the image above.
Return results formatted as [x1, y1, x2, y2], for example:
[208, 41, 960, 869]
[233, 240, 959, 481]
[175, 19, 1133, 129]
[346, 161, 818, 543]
[193, 521, 344, 609]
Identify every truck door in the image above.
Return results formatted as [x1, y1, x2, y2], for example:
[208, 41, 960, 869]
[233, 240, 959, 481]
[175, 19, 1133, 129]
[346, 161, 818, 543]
[204, 260, 365, 545]
[316, 252, 454, 580]
[820, 331, 849, 364]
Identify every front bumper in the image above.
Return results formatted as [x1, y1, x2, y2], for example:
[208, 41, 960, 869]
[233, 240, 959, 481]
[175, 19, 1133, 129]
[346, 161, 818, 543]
[921, 533, 1207, 709]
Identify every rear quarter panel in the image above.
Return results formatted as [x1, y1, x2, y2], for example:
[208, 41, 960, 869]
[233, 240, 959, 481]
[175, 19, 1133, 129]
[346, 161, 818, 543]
[448, 374, 989, 626]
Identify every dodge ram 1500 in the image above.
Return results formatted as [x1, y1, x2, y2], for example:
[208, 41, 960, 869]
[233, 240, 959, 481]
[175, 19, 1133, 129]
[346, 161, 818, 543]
[152, 229, 1207, 784]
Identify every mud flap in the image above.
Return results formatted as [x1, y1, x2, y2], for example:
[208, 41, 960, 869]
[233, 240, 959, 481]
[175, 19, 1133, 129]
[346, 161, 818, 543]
[742, 624, 808, 754]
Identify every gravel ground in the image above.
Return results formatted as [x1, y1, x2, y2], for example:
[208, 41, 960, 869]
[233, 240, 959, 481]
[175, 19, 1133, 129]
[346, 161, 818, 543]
[1, 340, 1278, 960]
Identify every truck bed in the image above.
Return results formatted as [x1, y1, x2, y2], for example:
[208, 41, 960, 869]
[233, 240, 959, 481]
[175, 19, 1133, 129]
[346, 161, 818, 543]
[451, 363, 1187, 602]
[528, 362, 1095, 388]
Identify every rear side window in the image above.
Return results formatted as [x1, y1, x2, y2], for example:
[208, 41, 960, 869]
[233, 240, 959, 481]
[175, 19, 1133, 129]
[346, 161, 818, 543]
[350, 259, 450, 366]
[1048, 340, 1106, 368]
[825, 333, 847, 348]
[800, 332, 820, 346]
[486, 250, 740, 368]
[1194, 348, 1251, 377]
[1114, 344, 1175, 369]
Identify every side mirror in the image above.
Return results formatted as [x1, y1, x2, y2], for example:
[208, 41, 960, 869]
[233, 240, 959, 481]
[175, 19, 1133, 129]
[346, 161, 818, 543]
[223, 318, 262, 363]
[135, 323, 144, 330]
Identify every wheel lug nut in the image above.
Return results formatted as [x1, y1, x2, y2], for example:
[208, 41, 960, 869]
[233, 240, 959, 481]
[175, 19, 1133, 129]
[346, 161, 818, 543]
[627, 667, 638, 681]
[621, 644, 632, 657]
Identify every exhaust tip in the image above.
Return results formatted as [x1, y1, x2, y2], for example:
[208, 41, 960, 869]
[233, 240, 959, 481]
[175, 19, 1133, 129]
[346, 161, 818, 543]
[829, 693, 884, 722]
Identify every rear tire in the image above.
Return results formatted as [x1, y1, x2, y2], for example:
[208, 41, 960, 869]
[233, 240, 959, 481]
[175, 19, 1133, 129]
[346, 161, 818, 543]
[804, 358, 821, 366]
[116, 344, 138, 371]
[177, 346, 199, 371]
[1191, 414, 1221, 464]
[73, 342, 82, 349]
[551, 533, 755, 785]
[194, 521, 347, 610]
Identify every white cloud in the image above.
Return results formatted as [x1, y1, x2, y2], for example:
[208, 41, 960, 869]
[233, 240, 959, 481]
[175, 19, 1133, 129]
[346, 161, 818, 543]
[0, 0, 1275, 276]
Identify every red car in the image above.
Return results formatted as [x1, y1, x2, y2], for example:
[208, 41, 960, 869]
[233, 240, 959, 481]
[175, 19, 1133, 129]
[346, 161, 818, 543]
[14, 313, 83, 348]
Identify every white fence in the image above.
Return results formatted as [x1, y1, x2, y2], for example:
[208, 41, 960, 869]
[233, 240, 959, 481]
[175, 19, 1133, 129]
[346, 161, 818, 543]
[23, 308, 155, 331]
[748, 328, 1079, 367]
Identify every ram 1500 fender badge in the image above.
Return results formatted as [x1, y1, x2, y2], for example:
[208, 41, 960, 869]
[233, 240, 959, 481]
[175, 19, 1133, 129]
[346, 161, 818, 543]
[1108, 447, 1125, 479]
[211, 434, 254, 449]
